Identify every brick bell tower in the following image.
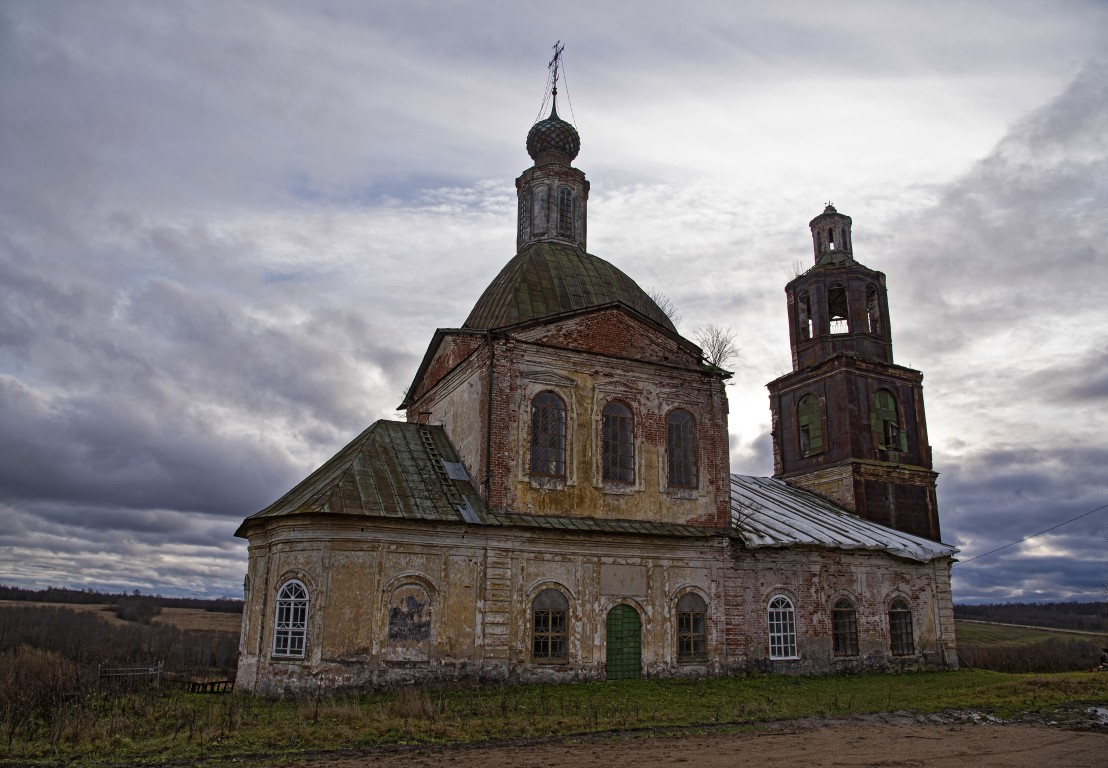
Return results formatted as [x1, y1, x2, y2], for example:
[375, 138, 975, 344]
[766, 205, 941, 541]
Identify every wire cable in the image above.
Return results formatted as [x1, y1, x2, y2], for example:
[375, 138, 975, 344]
[955, 502, 1108, 565]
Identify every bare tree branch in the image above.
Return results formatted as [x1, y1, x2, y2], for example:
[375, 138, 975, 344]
[693, 324, 740, 368]
[647, 288, 681, 326]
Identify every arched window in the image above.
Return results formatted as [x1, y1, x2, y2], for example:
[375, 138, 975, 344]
[666, 409, 697, 488]
[557, 186, 574, 237]
[866, 284, 881, 334]
[768, 595, 797, 659]
[828, 283, 848, 334]
[676, 593, 707, 662]
[889, 599, 914, 656]
[273, 580, 308, 658]
[602, 401, 634, 483]
[828, 227, 836, 250]
[797, 291, 812, 340]
[532, 588, 568, 661]
[530, 391, 566, 477]
[871, 389, 905, 451]
[832, 598, 859, 656]
[797, 394, 822, 457]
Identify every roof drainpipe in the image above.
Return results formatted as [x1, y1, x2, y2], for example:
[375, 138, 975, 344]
[484, 330, 495, 503]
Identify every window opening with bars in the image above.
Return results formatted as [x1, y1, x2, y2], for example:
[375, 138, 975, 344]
[676, 593, 707, 662]
[666, 409, 697, 488]
[602, 401, 634, 483]
[530, 391, 566, 477]
[889, 599, 914, 656]
[532, 588, 568, 661]
[832, 598, 859, 656]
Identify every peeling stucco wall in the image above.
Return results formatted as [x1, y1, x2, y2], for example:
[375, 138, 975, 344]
[236, 517, 955, 696]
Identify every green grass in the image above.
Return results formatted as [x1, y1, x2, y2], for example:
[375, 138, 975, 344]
[2, 670, 1106, 767]
[955, 619, 1106, 647]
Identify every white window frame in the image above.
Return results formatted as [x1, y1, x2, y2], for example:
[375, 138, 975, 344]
[273, 579, 308, 658]
[768, 595, 798, 659]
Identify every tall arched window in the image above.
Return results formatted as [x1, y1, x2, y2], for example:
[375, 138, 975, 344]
[530, 391, 566, 477]
[768, 595, 797, 659]
[676, 593, 707, 662]
[832, 598, 859, 656]
[532, 588, 569, 661]
[602, 401, 634, 483]
[797, 291, 812, 340]
[273, 580, 308, 658]
[797, 394, 822, 457]
[871, 389, 905, 451]
[666, 409, 697, 488]
[557, 186, 574, 236]
[828, 283, 849, 334]
[866, 284, 881, 334]
[889, 599, 914, 656]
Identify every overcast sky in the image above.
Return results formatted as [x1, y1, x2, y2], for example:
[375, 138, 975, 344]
[1, 1, 1106, 603]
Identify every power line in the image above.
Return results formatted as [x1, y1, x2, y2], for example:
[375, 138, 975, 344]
[955, 502, 1108, 565]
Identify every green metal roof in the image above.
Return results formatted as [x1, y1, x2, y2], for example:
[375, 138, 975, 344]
[463, 241, 676, 332]
[236, 421, 488, 534]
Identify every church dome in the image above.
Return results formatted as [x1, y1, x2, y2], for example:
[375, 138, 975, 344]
[463, 241, 676, 332]
[526, 102, 580, 163]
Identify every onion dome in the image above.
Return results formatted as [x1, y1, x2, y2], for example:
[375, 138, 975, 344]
[526, 99, 580, 164]
[464, 241, 675, 332]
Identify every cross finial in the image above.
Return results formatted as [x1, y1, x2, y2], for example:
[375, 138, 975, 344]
[548, 41, 564, 97]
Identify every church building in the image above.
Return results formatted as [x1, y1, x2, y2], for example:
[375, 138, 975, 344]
[234, 73, 957, 696]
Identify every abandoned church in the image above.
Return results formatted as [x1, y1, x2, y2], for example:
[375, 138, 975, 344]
[234, 73, 958, 695]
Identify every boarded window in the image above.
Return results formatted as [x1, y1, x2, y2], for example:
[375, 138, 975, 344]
[828, 283, 849, 334]
[797, 394, 823, 457]
[533, 588, 568, 661]
[832, 598, 859, 656]
[530, 391, 566, 477]
[871, 389, 906, 451]
[273, 580, 308, 658]
[768, 595, 797, 659]
[666, 409, 697, 488]
[889, 599, 914, 656]
[676, 593, 707, 662]
[602, 401, 634, 483]
[557, 186, 574, 236]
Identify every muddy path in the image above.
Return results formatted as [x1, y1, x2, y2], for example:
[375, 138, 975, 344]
[282, 713, 1108, 768]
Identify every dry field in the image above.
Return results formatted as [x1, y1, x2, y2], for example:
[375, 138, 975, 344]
[0, 600, 241, 633]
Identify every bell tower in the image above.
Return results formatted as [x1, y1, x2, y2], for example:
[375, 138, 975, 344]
[767, 205, 941, 541]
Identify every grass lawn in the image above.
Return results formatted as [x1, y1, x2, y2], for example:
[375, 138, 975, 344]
[3, 669, 1106, 766]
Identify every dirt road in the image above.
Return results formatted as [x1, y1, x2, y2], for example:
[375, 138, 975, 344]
[288, 716, 1108, 768]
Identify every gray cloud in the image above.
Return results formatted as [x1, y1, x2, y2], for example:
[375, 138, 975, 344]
[2, 2, 1106, 600]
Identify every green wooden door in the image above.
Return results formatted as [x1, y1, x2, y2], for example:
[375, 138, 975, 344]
[605, 604, 642, 680]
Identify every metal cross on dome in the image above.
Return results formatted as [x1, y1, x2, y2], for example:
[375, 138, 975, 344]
[548, 40, 564, 95]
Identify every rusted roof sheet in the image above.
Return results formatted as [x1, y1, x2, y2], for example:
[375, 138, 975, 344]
[238, 421, 489, 531]
[463, 240, 677, 332]
[730, 475, 956, 563]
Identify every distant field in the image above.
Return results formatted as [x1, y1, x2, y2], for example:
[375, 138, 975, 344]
[0, 600, 241, 634]
[955, 619, 1105, 646]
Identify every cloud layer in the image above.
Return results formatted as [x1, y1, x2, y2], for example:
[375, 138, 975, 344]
[1, 1, 1106, 601]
